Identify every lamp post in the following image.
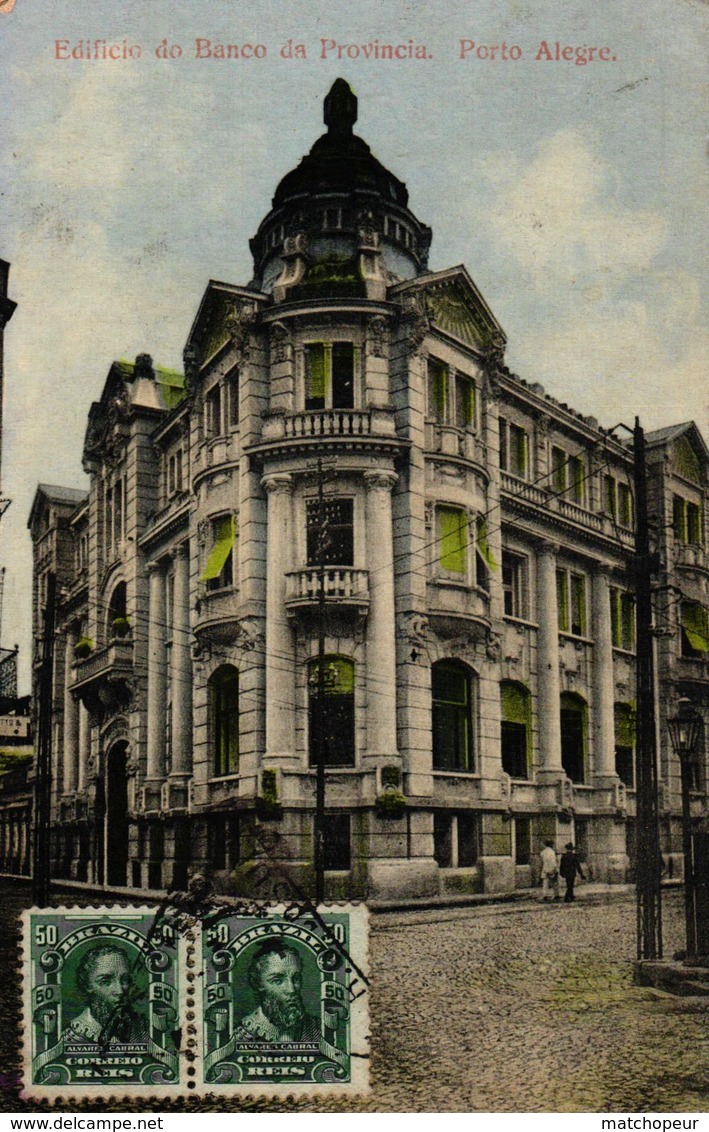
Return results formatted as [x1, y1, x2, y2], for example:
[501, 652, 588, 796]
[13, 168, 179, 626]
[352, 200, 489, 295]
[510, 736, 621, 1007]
[667, 698, 703, 960]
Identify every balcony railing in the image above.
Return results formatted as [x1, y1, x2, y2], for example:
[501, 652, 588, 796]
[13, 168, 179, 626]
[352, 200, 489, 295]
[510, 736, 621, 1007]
[500, 471, 548, 506]
[675, 543, 707, 571]
[285, 567, 369, 613]
[71, 641, 134, 710]
[284, 410, 372, 439]
[556, 498, 604, 532]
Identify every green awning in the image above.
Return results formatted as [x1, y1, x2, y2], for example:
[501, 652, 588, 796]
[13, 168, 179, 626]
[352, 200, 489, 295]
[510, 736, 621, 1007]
[201, 516, 235, 581]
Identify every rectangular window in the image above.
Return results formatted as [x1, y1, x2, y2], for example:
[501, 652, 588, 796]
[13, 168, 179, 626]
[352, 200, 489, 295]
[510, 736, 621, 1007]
[306, 498, 354, 566]
[610, 588, 636, 651]
[499, 419, 529, 479]
[305, 343, 355, 410]
[618, 482, 633, 528]
[331, 343, 354, 409]
[208, 814, 240, 870]
[570, 574, 586, 636]
[226, 370, 239, 428]
[502, 552, 527, 619]
[688, 501, 702, 545]
[454, 373, 476, 429]
[105, 486, 113, 557]
[557, 569, 586, 636]
[213, 671, 239, 777]
[427, 358, 449, 424]
[433, 813, 478, 868]
[456, 813, 479, 868]
[202, 515, 236, 591]
[569, 455, 585, 504]
[681, 602, 709, 658]
[605, 474, 617, 518]
[501, 722, 528, 779]
[551, 446, 566, 493]
[323, 813, 351, 871]
[438, 507, 468, 576]
[514, 817, 532, 866]
[168, 449, 183, 496]
[206, 384, 222, 437]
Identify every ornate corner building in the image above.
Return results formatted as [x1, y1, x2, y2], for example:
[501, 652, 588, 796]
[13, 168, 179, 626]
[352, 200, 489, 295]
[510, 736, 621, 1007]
[27, 82, 708, 900]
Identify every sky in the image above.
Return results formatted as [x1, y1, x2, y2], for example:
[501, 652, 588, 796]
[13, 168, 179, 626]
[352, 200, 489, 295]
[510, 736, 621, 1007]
[0, 0, 706, 692]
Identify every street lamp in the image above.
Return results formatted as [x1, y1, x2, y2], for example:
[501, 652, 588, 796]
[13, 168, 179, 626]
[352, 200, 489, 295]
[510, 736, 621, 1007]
[667, 698, 703, 960]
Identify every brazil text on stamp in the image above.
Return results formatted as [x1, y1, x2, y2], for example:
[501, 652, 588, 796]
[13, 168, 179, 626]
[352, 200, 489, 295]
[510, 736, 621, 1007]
[21, 907, 185, 1100]
[199, 905, 369, 1095]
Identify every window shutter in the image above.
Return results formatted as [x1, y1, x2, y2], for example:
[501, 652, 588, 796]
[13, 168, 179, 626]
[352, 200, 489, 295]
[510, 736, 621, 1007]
[306, 343, 327, 401]
[439, 508, 467, 574]
[475, 516, 497, 570]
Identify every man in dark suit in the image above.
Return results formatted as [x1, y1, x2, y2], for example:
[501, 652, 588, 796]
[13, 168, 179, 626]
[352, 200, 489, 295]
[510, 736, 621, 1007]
[559, 842, 586, 903]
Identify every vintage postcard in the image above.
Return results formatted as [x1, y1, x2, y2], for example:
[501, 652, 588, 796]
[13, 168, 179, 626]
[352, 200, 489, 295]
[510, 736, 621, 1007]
[0, 0, 707, 1117]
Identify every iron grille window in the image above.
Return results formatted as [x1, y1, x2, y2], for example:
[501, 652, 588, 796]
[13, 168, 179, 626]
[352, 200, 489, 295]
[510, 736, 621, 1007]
[308, 656, 355, 767]
[323, 813, 351, 871]
[211, 666, 239, 777]
[515, 817, 532, 865]
[306, 498, 354, 566]
[432, 661, 474, 771]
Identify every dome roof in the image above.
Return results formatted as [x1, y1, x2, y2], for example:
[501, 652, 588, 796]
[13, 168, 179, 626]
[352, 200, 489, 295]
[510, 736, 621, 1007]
[271, 79, 409, 209]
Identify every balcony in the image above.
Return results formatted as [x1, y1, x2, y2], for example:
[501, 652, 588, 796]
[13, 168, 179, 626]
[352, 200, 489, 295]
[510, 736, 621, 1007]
[258, 408, 399, 448]
[71, 639, 135, 713]
[285, 567, 370, 615]
[674, 543, 707, 572]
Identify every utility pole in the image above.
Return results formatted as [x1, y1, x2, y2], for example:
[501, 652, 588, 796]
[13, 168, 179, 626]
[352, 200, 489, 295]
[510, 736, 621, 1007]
[33, 571, 56, 905]
[633, 418, 663, 959]
[314, 456, 327, 906]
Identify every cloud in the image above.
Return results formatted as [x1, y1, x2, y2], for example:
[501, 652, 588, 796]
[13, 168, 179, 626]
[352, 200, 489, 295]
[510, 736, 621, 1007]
[480, 129, 668, 294]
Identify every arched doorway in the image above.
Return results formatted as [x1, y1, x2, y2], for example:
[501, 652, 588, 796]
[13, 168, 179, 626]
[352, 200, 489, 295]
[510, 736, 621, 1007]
[105, 741, 129, 886]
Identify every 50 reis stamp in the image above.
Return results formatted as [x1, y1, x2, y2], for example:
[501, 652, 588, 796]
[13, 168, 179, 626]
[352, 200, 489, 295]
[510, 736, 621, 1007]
[199, 905, 369, 1095]
[21, 908, 185, 1100]
[21, 903, 369, 1100]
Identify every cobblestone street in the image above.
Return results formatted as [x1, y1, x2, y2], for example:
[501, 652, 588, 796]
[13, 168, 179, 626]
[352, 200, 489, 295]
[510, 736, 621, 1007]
[1, 885, 707, 1113]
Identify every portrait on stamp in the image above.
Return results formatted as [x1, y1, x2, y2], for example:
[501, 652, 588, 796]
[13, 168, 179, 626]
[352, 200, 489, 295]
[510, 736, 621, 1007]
[23, 910, 181, 1095]
[202, 909, 367, 1091]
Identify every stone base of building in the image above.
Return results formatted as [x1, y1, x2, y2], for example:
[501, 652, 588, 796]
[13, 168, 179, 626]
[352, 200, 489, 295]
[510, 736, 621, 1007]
[366, 857, 439, 900]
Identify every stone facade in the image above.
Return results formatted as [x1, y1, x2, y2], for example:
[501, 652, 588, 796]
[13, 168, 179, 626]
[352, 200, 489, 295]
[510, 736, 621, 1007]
[28, 83, 708, 899]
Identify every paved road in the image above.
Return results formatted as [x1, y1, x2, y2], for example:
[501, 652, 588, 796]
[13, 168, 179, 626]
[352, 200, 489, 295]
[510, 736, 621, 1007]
[1, 885, 706, 1113]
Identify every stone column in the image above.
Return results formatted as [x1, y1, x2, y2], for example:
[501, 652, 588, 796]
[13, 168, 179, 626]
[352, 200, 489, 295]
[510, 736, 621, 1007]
[536, 542, 563, 778]
[262, 474, 295, 762]
[170, 543, 192, 780]
[592, 566, 617, 781]
[145, 560, 167, 804]
[63, 629, 79, 794]
[364, 471, 399, 759]
[77, 703, 90, 794]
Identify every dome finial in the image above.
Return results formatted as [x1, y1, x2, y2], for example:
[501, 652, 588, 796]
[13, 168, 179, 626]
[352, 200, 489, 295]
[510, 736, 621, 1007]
[324, 79, 357, 137]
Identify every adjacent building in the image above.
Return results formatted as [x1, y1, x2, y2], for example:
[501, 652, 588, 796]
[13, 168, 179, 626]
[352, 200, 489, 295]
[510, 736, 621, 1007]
[28, 81, 708, 899]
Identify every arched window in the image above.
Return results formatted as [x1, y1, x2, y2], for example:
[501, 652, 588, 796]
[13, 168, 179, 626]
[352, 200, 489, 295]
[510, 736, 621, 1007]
[107, 581, 128, 638]
[209, 666, 239, 777]
[560, 692, 587, 784]
[614, 703, 635, 787]
[432, 660, 475, 771]
[500, 682, 532, 779]
[308, 656, 355, 767]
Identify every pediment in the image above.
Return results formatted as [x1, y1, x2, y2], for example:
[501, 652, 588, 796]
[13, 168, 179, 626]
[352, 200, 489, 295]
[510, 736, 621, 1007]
[392, 267, 506, 355]
[184, 281, 269, 373]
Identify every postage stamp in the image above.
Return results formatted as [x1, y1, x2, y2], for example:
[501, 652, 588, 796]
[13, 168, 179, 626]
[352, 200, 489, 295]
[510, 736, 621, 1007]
[21, 907, 185, 1100]
[199, 904, 369, 1096]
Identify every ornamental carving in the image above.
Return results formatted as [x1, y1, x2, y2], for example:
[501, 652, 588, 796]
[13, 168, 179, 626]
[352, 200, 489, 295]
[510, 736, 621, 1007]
[357, 210, 380, 250]
[401, 291, 430, 354]
[182, 342, 201, 394]
[270, 322, 291, 364]
[486, 630, 502, 662]
[233, 617, 264, 652]
[367, 316, 387, 358]
[225, 300, 259, 360]
[398, 613, 429, 648]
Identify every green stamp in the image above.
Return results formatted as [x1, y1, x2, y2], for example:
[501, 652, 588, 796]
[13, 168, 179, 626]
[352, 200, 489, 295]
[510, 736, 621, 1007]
[22, 908, 183, 1099]
[200, 905, 369, 1096]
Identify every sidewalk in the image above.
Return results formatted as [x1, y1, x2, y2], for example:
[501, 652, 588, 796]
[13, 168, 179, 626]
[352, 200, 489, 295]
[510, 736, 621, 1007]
[369, 879, 682, 914]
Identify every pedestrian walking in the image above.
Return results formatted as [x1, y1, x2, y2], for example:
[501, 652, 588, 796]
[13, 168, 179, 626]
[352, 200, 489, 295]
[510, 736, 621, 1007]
[559, 842, 585, 903]
[539, 840, 560, 902]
